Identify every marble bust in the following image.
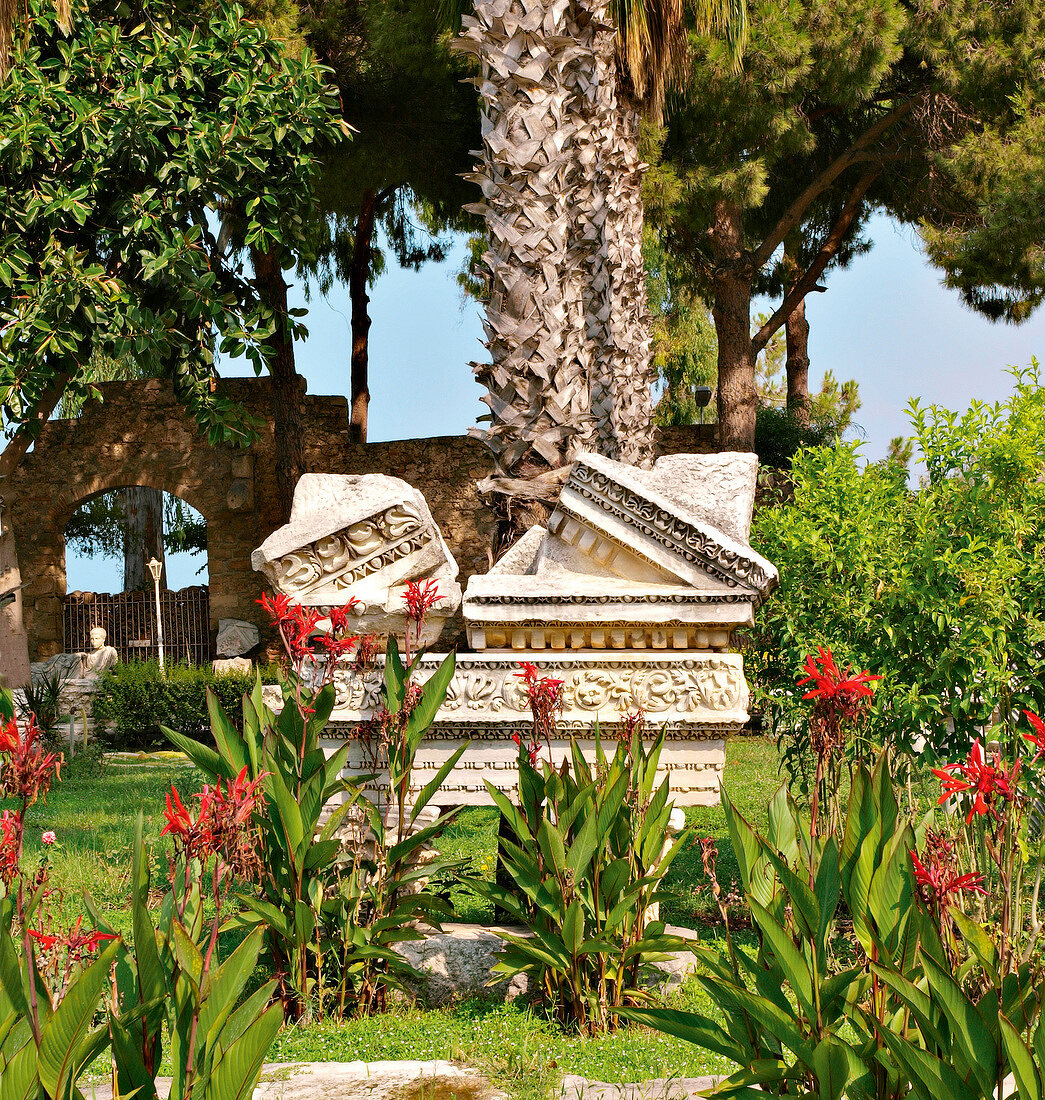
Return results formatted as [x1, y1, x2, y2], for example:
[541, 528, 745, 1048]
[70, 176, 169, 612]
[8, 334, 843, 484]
[80, 626, 119, 678]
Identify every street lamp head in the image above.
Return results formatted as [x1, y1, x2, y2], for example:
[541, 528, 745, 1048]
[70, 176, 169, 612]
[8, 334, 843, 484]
[693, 385, 713, 408]
[147, 557, 162, 584]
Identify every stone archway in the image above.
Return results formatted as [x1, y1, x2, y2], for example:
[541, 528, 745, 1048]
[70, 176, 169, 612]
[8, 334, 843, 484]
[4, 377, 351, 661]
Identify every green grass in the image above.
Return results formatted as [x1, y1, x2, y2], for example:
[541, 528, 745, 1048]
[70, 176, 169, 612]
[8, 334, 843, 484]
[270, 981, 735, 1098]
[18, 737, 785, 1097]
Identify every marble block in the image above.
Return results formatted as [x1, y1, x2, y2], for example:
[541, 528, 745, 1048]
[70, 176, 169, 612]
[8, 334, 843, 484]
[252, 473, 461, 645]
[310, 651, 744, 808]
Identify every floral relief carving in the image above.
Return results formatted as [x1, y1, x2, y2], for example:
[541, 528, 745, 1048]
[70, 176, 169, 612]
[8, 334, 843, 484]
[270, 503, 428, 596]
[330, 658, 746, 722]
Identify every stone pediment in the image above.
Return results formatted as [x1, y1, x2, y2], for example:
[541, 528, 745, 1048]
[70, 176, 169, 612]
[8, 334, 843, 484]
[252, 474, 461, 645]
[548, 452, 777, 598]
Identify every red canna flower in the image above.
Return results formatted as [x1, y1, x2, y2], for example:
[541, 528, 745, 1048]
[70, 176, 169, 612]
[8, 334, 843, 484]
[0, 713, 62, 805]
[1023, 710, 1045, 763]
[161, 785, 193, 840]
[911, 834, 986, 918]
[515, 663, 564, 760]
[0, 718, 19, 754]
[257, 592, 294, 623]
[162, 769, 265, 880]
[327, 598, 361, 634]
[403, 579, 440, 629]
[797, 646, 881, 703]
[27, 928, 59, 952]
[932, 739, 1020, 823]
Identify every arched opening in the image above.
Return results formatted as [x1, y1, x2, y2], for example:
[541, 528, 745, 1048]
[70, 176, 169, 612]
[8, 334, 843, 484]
[62, 488, 211, 665]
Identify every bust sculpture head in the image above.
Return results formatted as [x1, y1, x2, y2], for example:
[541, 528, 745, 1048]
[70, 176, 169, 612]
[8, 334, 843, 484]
[81, 626, 118, 677]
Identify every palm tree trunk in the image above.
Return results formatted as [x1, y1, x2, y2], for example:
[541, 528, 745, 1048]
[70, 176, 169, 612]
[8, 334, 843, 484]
[457, 0, 655, 544]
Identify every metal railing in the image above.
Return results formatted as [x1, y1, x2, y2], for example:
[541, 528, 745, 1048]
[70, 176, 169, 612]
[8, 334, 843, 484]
[62, 587, 211, 666]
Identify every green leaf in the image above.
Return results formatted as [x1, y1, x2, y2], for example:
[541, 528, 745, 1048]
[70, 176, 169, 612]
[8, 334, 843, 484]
[405, 652, 456, 741]
[747, 897, 814, 1019]
[208, 1002, 283, 1100]
[39, 939, 120, 1100]
[1000, 1014, 1042, 1100]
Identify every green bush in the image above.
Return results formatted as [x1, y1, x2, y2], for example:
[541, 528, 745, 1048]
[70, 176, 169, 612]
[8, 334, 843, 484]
[91, 659, 280, 749]
[750, 364, 1045, 766]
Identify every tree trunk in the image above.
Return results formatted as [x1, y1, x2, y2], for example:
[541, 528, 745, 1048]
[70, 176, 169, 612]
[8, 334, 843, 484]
[457, 0, 657, 551]
[782, 238, 811, 427]
[710, 202, 757, 450]
[349, 189, 379, 444]
[784, 296, 811, 427]
[122, 487, 165, 591]
[251, 245, 305, 523]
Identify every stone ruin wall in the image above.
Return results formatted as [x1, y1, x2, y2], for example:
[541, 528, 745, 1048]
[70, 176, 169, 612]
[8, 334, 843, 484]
[3, 378, 717, 661]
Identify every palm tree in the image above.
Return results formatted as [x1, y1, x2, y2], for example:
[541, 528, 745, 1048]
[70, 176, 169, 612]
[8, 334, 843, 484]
[452, 0, 745, 545]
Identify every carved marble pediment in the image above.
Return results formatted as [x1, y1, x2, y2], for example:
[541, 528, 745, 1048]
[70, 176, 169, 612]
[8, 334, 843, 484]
[549, 452, 778, 596]
[462, 451, 777, 651]
[252, 474, 461, 644]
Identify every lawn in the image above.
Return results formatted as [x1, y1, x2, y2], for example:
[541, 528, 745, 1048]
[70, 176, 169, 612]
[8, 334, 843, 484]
[7, 736, 785, 1094]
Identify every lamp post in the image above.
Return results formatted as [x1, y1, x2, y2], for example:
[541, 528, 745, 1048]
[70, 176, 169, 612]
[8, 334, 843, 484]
[147, 557, 165, 672]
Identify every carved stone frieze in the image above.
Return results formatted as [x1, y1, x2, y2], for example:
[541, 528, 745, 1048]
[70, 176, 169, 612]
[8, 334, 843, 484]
[556, 457, 778, 598]
[466, 620, 734, 652]
[319, 724, 729, 807]
[327, 652, 749, 727]
[252, 473, 462, 646]
[269, 502, 428, 597]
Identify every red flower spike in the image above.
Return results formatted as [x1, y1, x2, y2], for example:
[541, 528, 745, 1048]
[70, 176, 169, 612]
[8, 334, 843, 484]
[1023, 710, 1045, 762]
[403, 579, 441, 632]
[932, 739, 1020, 823]
[796, 645, 881, 702]
[0, 713, 62, 805]
[0, 810, 20, 885]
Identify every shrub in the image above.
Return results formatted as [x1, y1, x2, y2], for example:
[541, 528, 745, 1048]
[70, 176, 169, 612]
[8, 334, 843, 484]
[91, 660, 280, 749]
[750, 365, 1045, 768]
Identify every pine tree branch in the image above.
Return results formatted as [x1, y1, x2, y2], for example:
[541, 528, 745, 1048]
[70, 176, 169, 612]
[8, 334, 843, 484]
[751, 167, 878, 355]
[750, 97, 917, 271]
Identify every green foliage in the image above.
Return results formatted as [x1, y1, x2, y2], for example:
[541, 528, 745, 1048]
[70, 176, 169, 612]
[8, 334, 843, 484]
[0, 0, 343, 448]
[91, 662, 280, 750]
[301, 0, 480, 293]
[625, 752, 1045, 1100]
[329, 639, 466, 1016]
[66, 492, 206, 562]
[0, 900, 121, 1100]
[164, 642, 464, 1021]
[754, 405, 846, 471]
[18, 669, 67, 740]
[165, 676, 353, 1019]
[94, 817, 283, 1100]
[751, 367, 1045, 764]
[473, 731, 689, 1035]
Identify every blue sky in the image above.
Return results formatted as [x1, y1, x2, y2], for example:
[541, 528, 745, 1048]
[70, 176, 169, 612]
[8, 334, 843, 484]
[66, 212, 1045, 593]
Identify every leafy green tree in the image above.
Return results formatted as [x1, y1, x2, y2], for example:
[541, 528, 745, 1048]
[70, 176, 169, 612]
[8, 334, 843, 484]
[0, 0, 342, 502]
[656, 0, 1045, 449]
[300, 0, 480, 440]
[751, 366, 1045, 763]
